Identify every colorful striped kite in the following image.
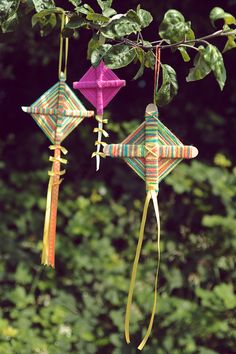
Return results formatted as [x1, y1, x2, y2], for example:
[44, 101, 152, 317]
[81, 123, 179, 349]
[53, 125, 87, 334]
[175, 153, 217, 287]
[73, 60, 126, 170]
[104, 103, 198, 350]
[22, 75, 94, 267]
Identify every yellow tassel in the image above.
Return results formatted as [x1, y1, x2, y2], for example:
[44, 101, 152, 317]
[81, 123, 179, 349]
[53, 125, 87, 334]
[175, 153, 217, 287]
[41, 171, 54, 266]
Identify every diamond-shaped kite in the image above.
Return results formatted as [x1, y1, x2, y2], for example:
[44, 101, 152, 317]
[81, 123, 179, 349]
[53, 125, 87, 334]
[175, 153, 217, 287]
[22, 76, 94, 267]
[73, 60, 126, 170]
[103, 103, 198, 350]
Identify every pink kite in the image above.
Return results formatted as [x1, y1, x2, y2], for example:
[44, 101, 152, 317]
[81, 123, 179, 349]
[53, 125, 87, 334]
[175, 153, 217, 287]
[73, 60, 126, 170]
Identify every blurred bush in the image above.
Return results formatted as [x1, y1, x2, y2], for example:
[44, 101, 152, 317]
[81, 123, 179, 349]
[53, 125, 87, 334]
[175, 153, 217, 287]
[0, 1, 236, 353]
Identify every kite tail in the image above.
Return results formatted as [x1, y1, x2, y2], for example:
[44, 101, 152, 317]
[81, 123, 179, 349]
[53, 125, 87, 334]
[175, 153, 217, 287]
[41, 145, 68, 267]
[125, 190, 161, 350]
[92, 115, 108, 171]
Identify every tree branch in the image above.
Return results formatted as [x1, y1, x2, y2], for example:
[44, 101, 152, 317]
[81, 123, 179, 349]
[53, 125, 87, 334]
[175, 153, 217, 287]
[106, 28, 236, 51]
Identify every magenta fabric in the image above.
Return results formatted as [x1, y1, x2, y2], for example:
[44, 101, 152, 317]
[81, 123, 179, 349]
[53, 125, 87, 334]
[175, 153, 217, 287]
[73, 61, 126, 115]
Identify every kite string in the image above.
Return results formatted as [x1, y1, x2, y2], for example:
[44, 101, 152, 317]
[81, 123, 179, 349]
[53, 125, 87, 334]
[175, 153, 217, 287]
[153, 45, 161, 104]
[58, 12, 69, 80]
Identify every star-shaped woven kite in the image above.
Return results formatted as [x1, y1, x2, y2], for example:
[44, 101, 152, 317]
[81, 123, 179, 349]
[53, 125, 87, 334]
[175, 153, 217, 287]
[73, 60, 126, 170]
[103, 103, 198, 350]
[104, 103, 198, 189]
[22, 76, 94, 267]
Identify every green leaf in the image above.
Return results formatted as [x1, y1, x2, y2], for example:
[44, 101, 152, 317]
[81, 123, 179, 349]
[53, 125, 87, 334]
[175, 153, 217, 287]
[133, 48, 145, 80]
[101, 12, 141, 39]
[66, 15, 86, 29]
[1, 12, 18, 33]
[144, 50, 155, 69]
[68, 0, 82, 7]
[87, 34, 100, 60]
[203, 44, 226, 90]
[32, 0, 55, 13]
[155, 64, 178, 107]
[102, 8, 117, 18]
[62, 27, 74, 38]
[136, 5, 153, 28]
[86, 13, 109, 24]
[187, 44, 226, 90]
[91, 44, 112, 66]
[178, 47, 191, 62]
[97, 0, 113, 12]
[103, 44, 136, 69]
[32, 10, 57, 36]
[0, 0, 20, 28]
[210, 7, 236, 28]
[223, 35, 236, 53]
[159, 9, 192, 44]
[76, 4, 94, 15]
[186, 46, 211, 82]
[213, 283, 236, 310]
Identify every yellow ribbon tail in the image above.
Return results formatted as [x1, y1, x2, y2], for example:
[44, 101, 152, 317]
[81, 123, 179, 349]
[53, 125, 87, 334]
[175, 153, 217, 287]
[94, 115, 109, 171]
[41, 173, 54, 266]
[41, 145, 68, 267]
[137, 190, 161, 350]
[125, 191, 152, 344]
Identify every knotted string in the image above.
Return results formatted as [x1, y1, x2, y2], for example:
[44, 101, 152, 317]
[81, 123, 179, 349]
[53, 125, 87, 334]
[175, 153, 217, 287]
[41, 145, 68, 267]
[125, 189, 161, 350]
[58, 12, 69, 81]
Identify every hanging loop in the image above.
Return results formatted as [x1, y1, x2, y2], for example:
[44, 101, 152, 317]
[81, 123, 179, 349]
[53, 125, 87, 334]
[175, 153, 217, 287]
[58, 12, 69, 81]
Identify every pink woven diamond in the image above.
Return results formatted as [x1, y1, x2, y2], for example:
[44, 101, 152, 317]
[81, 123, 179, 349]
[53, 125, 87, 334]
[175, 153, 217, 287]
[73, 61, 126, 115]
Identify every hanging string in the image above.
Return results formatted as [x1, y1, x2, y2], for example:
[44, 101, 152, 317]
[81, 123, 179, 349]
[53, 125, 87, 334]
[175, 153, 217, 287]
[58, 12, 69, 81]
[153, 46, 161, 104]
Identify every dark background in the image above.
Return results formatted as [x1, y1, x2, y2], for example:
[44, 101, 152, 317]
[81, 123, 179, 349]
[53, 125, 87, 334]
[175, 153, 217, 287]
[0, 1, 236, 353]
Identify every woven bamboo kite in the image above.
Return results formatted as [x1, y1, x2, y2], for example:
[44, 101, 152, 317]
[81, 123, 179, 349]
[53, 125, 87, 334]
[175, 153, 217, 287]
[73, 60, 126, 170]
[21, 12, 95, 267]
[103, 103, 198, 350]
[22, 75, 94, 267]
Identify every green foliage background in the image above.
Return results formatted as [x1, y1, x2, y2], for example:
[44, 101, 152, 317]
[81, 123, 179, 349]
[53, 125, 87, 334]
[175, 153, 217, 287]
[1, 1, 236, 353]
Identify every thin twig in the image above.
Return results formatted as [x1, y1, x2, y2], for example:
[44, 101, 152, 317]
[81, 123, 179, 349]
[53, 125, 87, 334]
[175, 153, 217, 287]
[106, 28, 236, 51]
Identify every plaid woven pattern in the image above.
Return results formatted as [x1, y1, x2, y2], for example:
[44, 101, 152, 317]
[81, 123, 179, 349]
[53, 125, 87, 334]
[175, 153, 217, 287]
[23, 80, 93, 144]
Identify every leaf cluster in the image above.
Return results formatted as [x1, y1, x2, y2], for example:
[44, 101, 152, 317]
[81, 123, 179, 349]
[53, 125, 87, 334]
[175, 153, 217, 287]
[1, 2, 236, 107]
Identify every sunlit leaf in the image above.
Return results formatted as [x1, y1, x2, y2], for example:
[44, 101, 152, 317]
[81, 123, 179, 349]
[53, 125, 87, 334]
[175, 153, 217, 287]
[187, 44, 226, 90]
[101, 12, 141, 39]
[86, 12, 109, 24]
[159, 9, 192, 43]
[32, 0, 55, 13]
[103, 44, 136, 69]
[97, 0, 113, 12]
[178, 47, 191, 62]
[0, 0, 20, 26]
[210, 7, 236, 28]
[136, 5, 153, 28]
[223, 35, 236, 53]
[91, 44, 112, 66]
